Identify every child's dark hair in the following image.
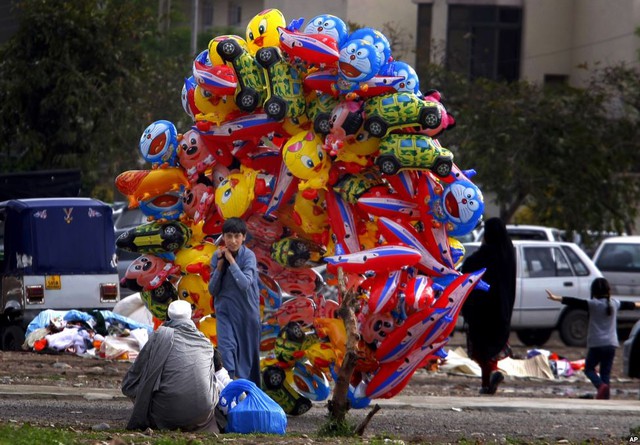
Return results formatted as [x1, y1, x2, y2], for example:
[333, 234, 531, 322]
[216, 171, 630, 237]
[591, 277, 612, 316]
[222, 217, 247, 235]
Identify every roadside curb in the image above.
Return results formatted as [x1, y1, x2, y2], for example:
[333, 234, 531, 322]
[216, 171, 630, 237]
[1, 385, 639, 414]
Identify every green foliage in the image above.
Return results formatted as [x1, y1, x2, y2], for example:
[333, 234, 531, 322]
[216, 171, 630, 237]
[0, 424, 84, 445]
[421, 62, 640, 236]
[318, 417, 357, 437]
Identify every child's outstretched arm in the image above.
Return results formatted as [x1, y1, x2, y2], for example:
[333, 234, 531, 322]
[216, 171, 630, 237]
[546, 289, 562, 302]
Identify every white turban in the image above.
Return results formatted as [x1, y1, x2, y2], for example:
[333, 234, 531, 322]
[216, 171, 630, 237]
[167, 300, 192, 321]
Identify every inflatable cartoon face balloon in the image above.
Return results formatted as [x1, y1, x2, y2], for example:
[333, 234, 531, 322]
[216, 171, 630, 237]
[246, 9, 286, 55]
[178, 274, 214, 320]
[282, 130, 329, 182]
[177, 129, 216, 182]
[349, 28, 392, 67]
[303, 14, 349, 45]
[214, 167, 258, 219]
[381, 60, 420, 95]
[336, 38, 382, 92]
[139, 120, 178, 168]
[431, 178, 484, 237]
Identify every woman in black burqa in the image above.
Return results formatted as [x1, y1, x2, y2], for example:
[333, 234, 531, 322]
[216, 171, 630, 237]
[461, 217, 516, 394]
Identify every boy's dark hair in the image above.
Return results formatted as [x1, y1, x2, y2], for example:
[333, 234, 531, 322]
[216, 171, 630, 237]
[591, 277, 613, 315]
[222, 217, 247, 235]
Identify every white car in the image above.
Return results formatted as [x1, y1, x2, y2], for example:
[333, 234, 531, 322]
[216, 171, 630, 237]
[462, 240, 602, 347]
[469, 224, 567, 243]
[623, 319, 640, 378]
[591, 236, 640, 327]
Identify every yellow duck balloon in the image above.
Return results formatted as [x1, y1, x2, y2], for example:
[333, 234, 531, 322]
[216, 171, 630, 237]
[246, 8, 286, 55]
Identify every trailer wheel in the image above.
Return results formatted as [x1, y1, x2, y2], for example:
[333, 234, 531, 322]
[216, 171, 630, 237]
[1, 325, 25, 351]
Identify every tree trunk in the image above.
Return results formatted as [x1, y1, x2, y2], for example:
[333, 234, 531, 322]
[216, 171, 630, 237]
[328, 267, 360, 423]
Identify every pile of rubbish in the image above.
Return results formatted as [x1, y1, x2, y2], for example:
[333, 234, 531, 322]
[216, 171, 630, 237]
[22, 308, 153, 361]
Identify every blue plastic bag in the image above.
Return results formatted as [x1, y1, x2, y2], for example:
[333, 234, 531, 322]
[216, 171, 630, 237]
[219, 379, 287, 435]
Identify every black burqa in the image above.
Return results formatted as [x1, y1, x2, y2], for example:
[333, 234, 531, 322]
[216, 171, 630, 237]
[461, 218, 516, 361]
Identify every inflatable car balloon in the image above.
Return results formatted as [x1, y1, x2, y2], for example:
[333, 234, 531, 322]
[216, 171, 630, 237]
[303, 14, 349, 46]
[139, 120, 178, 168]
[335, 38, 383, 94]
[274, 321, 312, 365]
[181, 76, 200, 120]
[207, 34, 247, 66]
[115, 168, 189, 209]
[271, 236, 324, 268]
[292, 361, 330, 401]
[261, 364, 312, 416]
[282, 130, 331, 194]
[138, 190, 185, 222]
[122, 254, 181, 292]
[348, 27, 392, 67]
[178, 273, 214, 320]
[416, 90, 456, 138]
[140, 281, 179, 320]
[245, 8, 286, 55]
[116, 220, 192, 255]
[278, 26, 340, 67]
[192, 49, 237, 96]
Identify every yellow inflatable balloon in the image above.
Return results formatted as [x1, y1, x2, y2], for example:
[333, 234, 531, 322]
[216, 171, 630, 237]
[246, 9, 286, 55]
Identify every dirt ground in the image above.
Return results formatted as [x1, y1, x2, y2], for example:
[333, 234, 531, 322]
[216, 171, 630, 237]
[0, 331, 637, 400]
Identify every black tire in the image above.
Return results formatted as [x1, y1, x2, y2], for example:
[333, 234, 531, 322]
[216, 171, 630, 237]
[236, 88, 260, 112]
[216, 39, 242, 62]
[1, 325, 25, 351]
[418, 106, 442, 129]
[364, 116, 388, 138]
[314, 113, 332, 134]
[432, 159, 453, 178]
[263, 366, 285, 390]
[160, 224, 182, 251]
[264, 97, 287, 121]
[559, 309, 589, 346]
[516, 329, 553, 347]
[376, 156, 400, 175]
[292, 397, 312, 416]
[116, 230, 137, 252]
[256, 47, 280, 68]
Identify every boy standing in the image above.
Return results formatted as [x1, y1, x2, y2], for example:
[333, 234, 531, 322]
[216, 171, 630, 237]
[208, 217, 261, 386]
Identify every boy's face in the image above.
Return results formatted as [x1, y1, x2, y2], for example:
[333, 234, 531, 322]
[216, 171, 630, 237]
[223, 232, 246, 253]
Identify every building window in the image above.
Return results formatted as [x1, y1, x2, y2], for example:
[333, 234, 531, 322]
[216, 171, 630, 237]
[228, 4, 242, 26]
[202, 0, 214, 29]
[415, 4, 433, 79]
[447, 5, 522, 82]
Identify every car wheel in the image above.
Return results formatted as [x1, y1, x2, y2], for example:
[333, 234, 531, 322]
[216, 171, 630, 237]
[432, 159, 453, 178]
[1, 325, 25, 351]
[418, 106, 442, 129]
[559, 309, 588, 346]
[516, 329, 552, 347]
[161, 223, 182, 251]
[265, 97, 287, 121]
[116, 230, 137, 252]
[364, 117, 387, 138]
[256, 47, 280, 68]
[292, 397, 312, 416]
[263, 366, 285, 390]
[376, 156, 400, 175]
[314, 113, 332, 134]
[236, 88, 260, 112]
[216, 39, 242, 61]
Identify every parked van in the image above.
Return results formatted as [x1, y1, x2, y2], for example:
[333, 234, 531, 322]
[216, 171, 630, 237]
[462, 240, 602, 347]
[0, 198, 120, 350]
[592, 236, 640, 327]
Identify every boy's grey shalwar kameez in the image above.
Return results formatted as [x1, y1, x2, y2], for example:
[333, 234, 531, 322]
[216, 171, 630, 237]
[208, 245, 261, 386]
